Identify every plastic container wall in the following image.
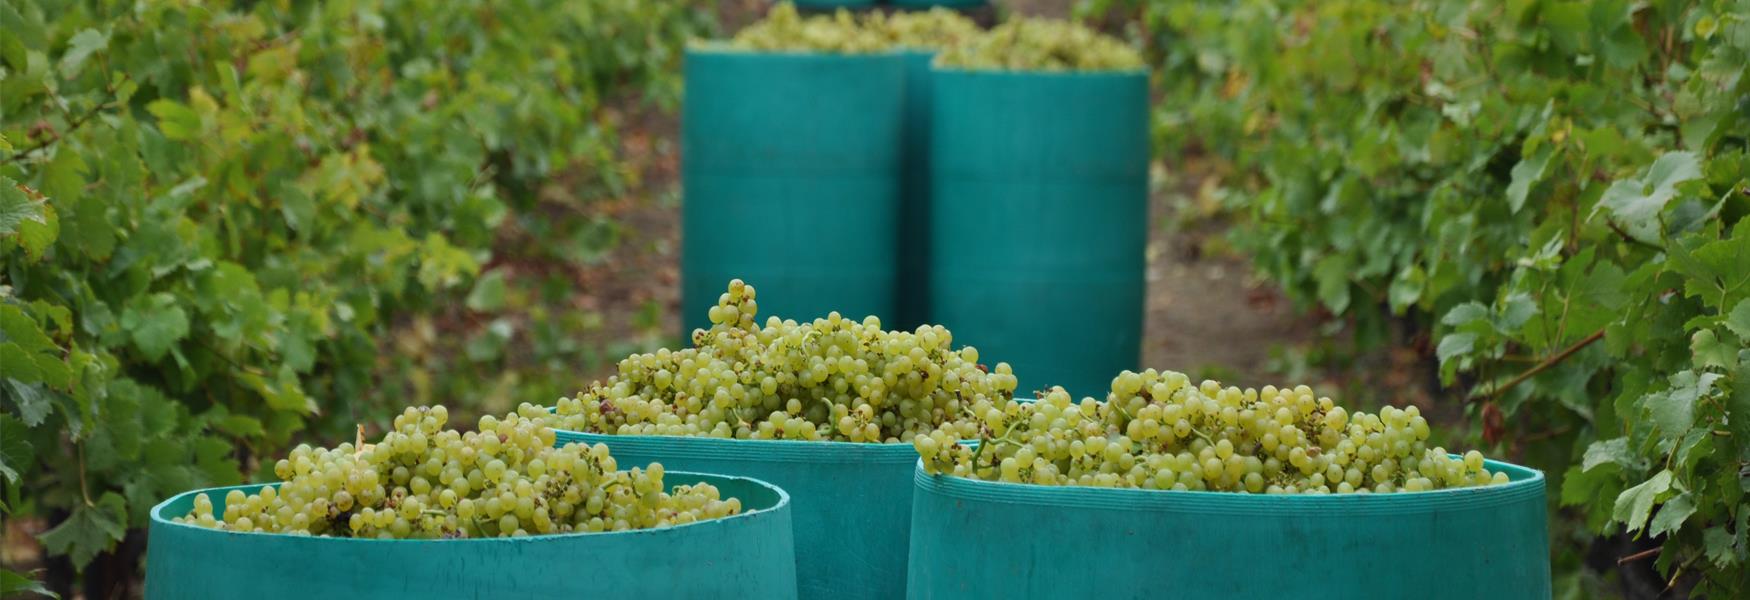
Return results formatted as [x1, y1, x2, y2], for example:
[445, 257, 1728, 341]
[907, 459, 1551, 599]
[557, 431, 916, 600]
[682, 49, 905, 334]
[145, 473, 797, 599]
[926, 68, 1148, 397]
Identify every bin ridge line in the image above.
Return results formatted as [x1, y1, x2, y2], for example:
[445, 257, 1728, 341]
[556, 431, 926, 464]
[911, 461, 1546, 516]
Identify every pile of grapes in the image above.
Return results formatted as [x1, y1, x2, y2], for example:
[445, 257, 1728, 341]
[725, 3, 889, 53]
[175, 406, 741, 538]
[544, 279, 1012, 443]
[914, 370, 1510, 494]
[936, 18, 1143, 71]
[869, 8, 982, 51]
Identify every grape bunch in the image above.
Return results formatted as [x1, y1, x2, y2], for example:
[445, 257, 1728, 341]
[175, 406, 742, 538]
[869, 8, 983, 51]
[725, 3, 890, 54]
[543, 279, 1012, 443]
[935, 18, 1144, 72]
[914, 370, 1511, 494]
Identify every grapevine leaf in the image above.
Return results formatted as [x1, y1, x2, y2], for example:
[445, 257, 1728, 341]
[1436, 332, 1476, 363]
[1691, 329, 1735, 369]
[1703, 526, 1738, 568]
[1645, 371, 1722, 439]
[1581, 437, 1636, 471]
[0, 568, 59, 599]
[37, 492, 127, 568]
[1595, 151, 1702, 243]
[1313, 256, 1352, 314]
[0, 413, 33, 484]
[1613, 469, 1673, 533]
[0, 304, 53, 352]
[1505, 146, 1552, 213]
[1441, 302, 1489, 326]
[1725, 299, 1750, 340]
[145, 100, 202, 141]
[465, 268, 509, 312]
[14, 200, 56, 260]
[1649, 492, 1697, 537]
[1734, 359, 1750, 461]
[1561, 463, 1620, 507]
[0, 343, 40, 384]
[58, 28, 109, 76]
[120, 293, 189, 362]
[4, 379, 52, 426]
[0, 177, 47, 235]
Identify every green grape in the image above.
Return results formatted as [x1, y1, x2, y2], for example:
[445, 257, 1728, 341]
[936, 18, 1143, 71]
[542, 279, 1010, 443]
[722, 3, 891, 54]
[173, 405, 743, 538]
[868, 8, 982, 51]
[914, 370, 1511, 494]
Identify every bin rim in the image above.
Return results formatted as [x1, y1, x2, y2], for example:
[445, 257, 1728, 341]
[927, 65, 1150, 79]
[684, 44, 904, 60]
[556, 429, 936, 464]
[911, 456, 1545, 516]
[149, 470, 790, 543]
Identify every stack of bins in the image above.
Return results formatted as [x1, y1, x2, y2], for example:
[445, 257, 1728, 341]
[907, 459, 1552, 598]
[681, 48, 905, 334]
[145, 474, 798, 599]
[927, 67, 1149, 397]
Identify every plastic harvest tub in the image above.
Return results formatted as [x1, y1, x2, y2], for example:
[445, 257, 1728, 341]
[907, 458, 1550, 599]
[681, 48, 905, 334]
[926, 67, 1149, 398]
[145, 472, 797, 599]
[556, 430, 916, 600]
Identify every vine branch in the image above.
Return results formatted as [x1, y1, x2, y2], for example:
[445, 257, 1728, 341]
[1475, 328, 1606, 401]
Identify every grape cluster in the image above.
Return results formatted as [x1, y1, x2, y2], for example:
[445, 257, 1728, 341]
[175, 406, 741, 537]
[544, 279, 1012, 443]
[869, 8, 982, 51]
[725, 3, 890, 54]
[914, 370, 1510, 494]
[935, 18, 1143, 71]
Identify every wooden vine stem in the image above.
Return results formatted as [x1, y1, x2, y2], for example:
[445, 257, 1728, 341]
[1475, 328, 1607, 401]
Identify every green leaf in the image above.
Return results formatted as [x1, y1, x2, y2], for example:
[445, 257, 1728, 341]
[57, 28, 109, 76]
[5, 379, 52, 426]
[1613, 469, 1673, 533]
[0, 177, 48, 235]
[1441, 302, 1489, 326]
[1703, 526, 1737, 568]
[1649, 492, 1697, 537]
[1725, 299, 1750, 340]
[465, 269, 509, 312]
[146, 100, 202, 141]
[0, 303, 54, 353]
[1734, 359, 1750, 460]
[1691, 329, 1735, 369]
[37, 492, 127, 568]
[1505, 146, 1552, 213]
[1582, 437, 1635, 471]
[121, 293, 190, 362]
[0, 568, 59, 599]
[0, 342, 40, 384]
[1387, 266, 1425, 314]
[1595, 151, 1703, 243]
[1437, 332, 1477, 363]
[1646, 371, 1722, 439]
[0, 413, 34, 484]
[1313, 256, 1352, 314]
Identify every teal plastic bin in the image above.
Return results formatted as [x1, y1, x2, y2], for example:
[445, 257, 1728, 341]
[896, 50, 936, 329]
[926, 68, 1149, 397]
[556, 431, 915, 600]
[889, 0, 986, 7]
[907, 459, 1551, 599]
[682, 48, 905, 334]
[145, 473, 797, 599]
